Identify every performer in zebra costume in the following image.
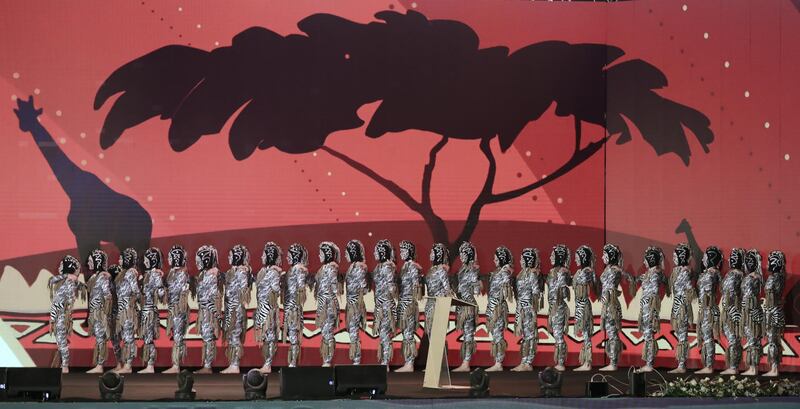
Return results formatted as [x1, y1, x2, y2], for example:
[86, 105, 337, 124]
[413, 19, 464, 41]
[284, 243, 310, 367]
[315, 242, 341, 367]
[763, 250, 786, 377]
[668, 243, 696, 374]
[486, 246, 514, 372]
[696, 246, 723, 374]
[740, 249, 763, 376]
[49, 255, 86, 373]
[107, 264, 123, 370]
[396, 240, 423, 372]
[86, 250, 113, 374]
[222, 244, 253, 374]
[373, 239, 398, 367]
[163, 244, 194, 374]
[115, 248, 140, 374]
[598, 244, 634, 372]
[720, 248, 745, 375]
[344, 240, 369, 365]
[424, 243, 452, 339]
[138, 247, 166, 373]
[512, 248, 543, 372]
[637, 246, 669, 373]
[254, 242, 283, 373]
[572, 245, 597, 372]
[547, 244, 572, 371]
[453, 241, 481, 373]
[195, 245, 223, 374]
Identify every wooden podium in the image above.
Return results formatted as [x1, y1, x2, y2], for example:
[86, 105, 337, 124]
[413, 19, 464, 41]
[422, 296, 477, 389]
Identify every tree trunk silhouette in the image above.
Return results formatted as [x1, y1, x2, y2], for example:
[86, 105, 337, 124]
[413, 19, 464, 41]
[322, 118, 608, 256]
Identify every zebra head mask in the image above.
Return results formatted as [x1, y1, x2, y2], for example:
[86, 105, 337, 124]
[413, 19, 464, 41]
[550, 244, 570, 268]
[703, 246, 723, 270]
[602, 244, 623, 267]
[494, 246, 513, 268]
[120, 248, 138, 269]
[196, 245, 219, 270]
[58, 254, 81, 276]
[87, 249, 108, 272]
[767, 250, 785, 274]
[168, 245, 187, 268]
[521, 247, 540, 269]
[262, 242, 282, 267]
[143, 247, 163, 270]
[345, 239, 365, 263]
[575, 245, 594, 268]
[373, 239, 394, 263]
[744, 249, 762, 274]
[399, 240, 416, 262]
[287, 243, 308, 266]
[644, 246, 664, 269]
[729, 248, 745, 270]
[108, 264, 122, 281]
[430, 243, 450, 265]
[459, 242, 476, 264]
[673, 243, 692, 267]
[319, 241, 340, 264]
[228, 244, 250, 267]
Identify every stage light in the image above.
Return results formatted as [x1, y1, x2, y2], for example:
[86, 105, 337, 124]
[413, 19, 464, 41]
[468, 368, 490, 398]
[175, 369, 196, 401]
[98, 371, 123, 401]
[242, 369, 268, 400]
[629, 369, 646, 397]
[538, 367, 562, 398]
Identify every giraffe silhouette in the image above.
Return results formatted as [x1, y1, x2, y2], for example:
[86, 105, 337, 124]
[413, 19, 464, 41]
[13, 96, 152, 276]
[675, 218, 703, 272]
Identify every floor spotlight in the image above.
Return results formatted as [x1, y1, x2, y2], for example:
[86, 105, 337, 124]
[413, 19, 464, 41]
[175, 369, 196, 401]
[243, 368, 268, 400]
[468, 368, 490, 398]
[538, 367, 562, 398]
[98, 371, 124, 401]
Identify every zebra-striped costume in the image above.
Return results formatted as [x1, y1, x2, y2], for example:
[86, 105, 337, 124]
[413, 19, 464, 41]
[116, 267, 140, 366]
[764, 250, 786, 369]
[345, 260, 368, 364]
[547, 266, 571, 367]
[373, 260, 398, 365]
[637, 265, 668, 367]
[721, 265, 744, 371]
[697, 266, 721, 369]
[166, 266, 192, 367]
[515, 250, 543, 366]
[49, 256, 86, 369]
[741, 250, 763, 370]
[572, 265, 596, 367]
[398, 259, 422, 365]
[197, 267, 223, 369]
[456, 262, 480, 363]
[254, 265, 282, 367]
[669, 265, 695, 368]
[140, 267, 166, 366]
[487, 248, 514, 365]
[284, 258, 309, 367]
[315, 260, 341, 365]
[87, 271, 113, 367]
[424, 264, 452, 337]
[224, 265, 252, 367]
[599, 262, 633, 368]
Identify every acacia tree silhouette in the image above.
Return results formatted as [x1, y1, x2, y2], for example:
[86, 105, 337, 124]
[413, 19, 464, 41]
[94, 10, 713, 254]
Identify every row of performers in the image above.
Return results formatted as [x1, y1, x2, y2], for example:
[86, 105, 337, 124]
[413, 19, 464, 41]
[47, 240, 786, 377]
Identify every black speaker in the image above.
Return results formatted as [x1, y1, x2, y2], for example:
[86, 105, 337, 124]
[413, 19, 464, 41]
[629, 370, 646, 397]
[6, 368, 61, 401]
[335, 365, 387, 396]
[280, 367, 335, 399]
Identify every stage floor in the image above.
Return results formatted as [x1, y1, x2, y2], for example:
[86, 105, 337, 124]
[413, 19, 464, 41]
[54, 367, 800, 401]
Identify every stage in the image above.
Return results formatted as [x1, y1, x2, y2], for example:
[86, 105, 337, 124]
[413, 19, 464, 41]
[45, 368, 800, 403]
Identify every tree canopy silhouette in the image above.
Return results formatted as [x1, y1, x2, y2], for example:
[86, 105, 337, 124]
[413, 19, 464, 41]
[94, 10, 713, 252]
